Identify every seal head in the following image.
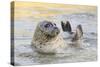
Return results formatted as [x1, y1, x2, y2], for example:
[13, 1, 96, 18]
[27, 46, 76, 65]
[31, 21, 65, 54]
[38, 21, 60, 37]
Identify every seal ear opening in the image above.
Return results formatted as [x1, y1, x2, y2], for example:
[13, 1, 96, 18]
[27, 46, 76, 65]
[72, 25, 83, 41]
[61, 21, 72, 32]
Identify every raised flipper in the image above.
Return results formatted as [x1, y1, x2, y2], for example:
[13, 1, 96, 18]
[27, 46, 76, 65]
[61, 21, 72, 32]
[65, 21, 72, 32]
[72, 25, 83, 41]
[61, 21, 66, 31]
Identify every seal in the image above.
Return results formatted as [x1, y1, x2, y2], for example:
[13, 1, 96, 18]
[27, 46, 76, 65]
[31, 21, 66, 54]
[31, 20, 83, 54]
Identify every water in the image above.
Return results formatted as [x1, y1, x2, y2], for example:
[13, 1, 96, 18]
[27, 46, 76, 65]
[14, 13, 97, 66]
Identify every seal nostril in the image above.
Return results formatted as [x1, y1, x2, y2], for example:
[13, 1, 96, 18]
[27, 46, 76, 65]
[54, 27, 58, 29]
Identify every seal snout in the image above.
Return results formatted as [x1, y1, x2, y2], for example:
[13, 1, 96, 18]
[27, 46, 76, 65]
[53, 27, 60, 35]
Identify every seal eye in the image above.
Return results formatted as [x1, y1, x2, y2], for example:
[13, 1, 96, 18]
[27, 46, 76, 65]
[44, 24, 50, 28]
[44, 23, 52, 28]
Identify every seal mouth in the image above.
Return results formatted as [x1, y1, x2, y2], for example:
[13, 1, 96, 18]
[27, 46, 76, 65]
[44, 31, 59, 39]
[50, 28, 60, 37]
[45, 33, 57, 38]
[41, 26, 60, 37]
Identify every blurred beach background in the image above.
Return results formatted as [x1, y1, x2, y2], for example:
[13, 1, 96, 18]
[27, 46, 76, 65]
[12, 1, 97, 66]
